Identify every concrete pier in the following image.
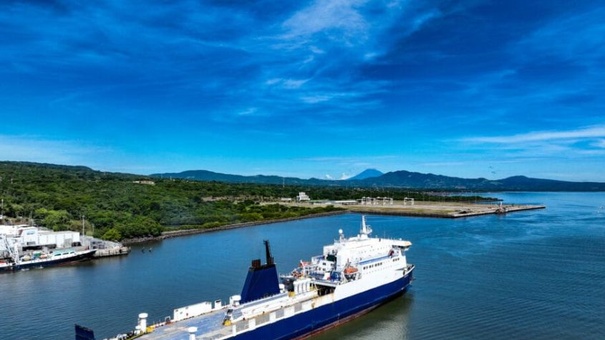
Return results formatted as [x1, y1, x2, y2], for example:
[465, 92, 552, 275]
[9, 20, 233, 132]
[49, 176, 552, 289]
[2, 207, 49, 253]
[82, 236, 131, 258]
[92, 246, 131, 258]
[337, 201, 545, 218]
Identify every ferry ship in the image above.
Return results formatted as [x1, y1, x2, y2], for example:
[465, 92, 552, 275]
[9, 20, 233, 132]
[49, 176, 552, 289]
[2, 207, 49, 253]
[76, 215, 414, 340]
[0, 246, 96, 272]
[1, 232, 97, 272]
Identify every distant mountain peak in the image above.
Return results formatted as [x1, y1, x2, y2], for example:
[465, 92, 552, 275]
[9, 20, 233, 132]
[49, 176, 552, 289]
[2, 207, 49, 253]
[149, 167, 605, 191]
[348, 168, 383, 180]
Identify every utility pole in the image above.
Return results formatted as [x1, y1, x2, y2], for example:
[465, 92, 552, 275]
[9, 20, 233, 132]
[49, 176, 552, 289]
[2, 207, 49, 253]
[82, 214, 85, 236]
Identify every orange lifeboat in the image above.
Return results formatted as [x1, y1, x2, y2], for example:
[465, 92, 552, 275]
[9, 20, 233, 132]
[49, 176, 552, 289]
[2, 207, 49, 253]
[344, 266, 358, 274]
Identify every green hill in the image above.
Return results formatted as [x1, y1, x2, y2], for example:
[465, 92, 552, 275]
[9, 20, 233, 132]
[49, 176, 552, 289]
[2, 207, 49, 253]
[0, 162, 342, 241]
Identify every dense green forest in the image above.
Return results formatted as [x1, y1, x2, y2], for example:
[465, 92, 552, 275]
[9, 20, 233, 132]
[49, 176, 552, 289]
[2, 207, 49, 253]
[0, 162, 490, 241]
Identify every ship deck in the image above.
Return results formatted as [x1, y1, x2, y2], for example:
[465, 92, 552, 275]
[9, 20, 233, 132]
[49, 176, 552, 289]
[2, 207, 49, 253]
[138, 291, 318, 339]
[140, 309, 230, 340]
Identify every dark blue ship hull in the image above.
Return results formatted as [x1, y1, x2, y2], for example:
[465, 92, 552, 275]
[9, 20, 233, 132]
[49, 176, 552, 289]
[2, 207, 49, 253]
[1, 250, 96, 272]
[235, 266, 414, 340]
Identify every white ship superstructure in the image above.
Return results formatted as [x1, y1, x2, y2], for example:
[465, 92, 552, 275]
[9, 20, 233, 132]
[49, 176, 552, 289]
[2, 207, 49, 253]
[289, 215, 411, 302]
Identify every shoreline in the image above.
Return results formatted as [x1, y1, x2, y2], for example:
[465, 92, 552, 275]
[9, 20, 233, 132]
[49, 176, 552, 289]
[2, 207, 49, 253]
[121, 210, 346, 245]
[122, 201, 545, 245]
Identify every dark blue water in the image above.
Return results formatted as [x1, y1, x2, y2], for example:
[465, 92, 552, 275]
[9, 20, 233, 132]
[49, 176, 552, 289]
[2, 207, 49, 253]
[1, 192, 604, 339]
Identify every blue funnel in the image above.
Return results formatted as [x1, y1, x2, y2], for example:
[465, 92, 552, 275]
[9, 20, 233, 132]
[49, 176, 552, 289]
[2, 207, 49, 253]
[240, 240, 280, 303]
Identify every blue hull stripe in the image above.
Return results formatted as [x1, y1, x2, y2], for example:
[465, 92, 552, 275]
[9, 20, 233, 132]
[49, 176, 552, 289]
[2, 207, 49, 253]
[235, 268, 414, 340]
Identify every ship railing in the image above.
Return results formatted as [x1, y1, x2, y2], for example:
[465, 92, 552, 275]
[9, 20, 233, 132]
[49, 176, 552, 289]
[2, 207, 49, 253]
[228, 298, 314, 338]
[299, 264, 319, 277]
[358, 253, 398, 266]
[238, 292, 289, 320]
[392, 239, 412, 250]
[406, 264, 415, 273]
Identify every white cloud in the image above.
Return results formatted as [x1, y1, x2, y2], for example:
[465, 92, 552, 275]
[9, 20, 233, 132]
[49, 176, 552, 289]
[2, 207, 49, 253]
[264, 78, 309, 90]
[593, 139, 605, 149]
[301, 94, 332, 104]
[463, 126, 605, 144]
[339, 172, 352, 180]
[282, 0, 369, 43]
[283, 79, 309, 89]
[514, 7, 605, 66]
[237, 108, 258, 116]
[265, 78, 282, 85]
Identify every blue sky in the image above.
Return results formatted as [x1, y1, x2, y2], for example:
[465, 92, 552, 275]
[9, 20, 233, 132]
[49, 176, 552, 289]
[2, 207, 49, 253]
[1, 0, 604, 181]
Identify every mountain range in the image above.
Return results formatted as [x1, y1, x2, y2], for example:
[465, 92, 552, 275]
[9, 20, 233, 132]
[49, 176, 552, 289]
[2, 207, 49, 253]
[151, 169, 605, 191]
[348, 168, 384, 180]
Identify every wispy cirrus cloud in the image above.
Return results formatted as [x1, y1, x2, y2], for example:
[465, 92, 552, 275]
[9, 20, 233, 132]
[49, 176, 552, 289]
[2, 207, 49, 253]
[463, 126, 605, 144]
[1, 1, 605, 181]
[513, 6, 605, 67]
[594, 139, 605, 148]
[281, 0, 368, 43]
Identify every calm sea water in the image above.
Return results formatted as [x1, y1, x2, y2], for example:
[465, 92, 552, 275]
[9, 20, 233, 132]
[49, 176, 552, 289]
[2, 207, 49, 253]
[1, 192, 604, 340]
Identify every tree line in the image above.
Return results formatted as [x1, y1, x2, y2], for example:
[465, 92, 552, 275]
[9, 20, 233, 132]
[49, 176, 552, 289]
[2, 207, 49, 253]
[0, 162, 492, 241]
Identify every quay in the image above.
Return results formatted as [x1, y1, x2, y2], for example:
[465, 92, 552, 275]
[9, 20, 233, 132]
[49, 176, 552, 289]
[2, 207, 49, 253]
[84, 237, 131, 258]
[92, 246, 131, 258]
[274, 200, 545, 219]
[341, 201, 545, 218]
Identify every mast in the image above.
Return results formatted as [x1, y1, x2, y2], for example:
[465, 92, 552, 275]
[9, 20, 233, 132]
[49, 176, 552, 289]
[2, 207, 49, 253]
[264, 240, 274, 266]
[360, 215, 372, 238]
[13, 241, 20, 265]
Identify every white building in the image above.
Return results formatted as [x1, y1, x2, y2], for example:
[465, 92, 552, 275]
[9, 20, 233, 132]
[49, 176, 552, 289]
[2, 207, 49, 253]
[296, 192, 310, 202]
[1, 225, 81, 250]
